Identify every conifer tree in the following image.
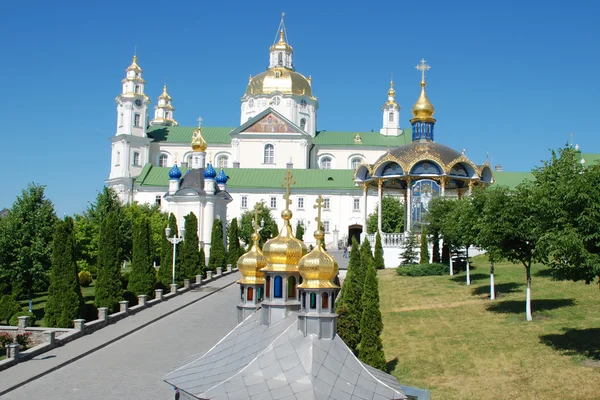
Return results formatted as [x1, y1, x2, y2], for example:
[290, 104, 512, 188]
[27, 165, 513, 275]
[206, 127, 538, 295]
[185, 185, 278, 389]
[359, 238, 374, 285]
[358, 263, 386, 370]
[199, 247, 206, 274]
[208, 219, 227, 272]
[432, 231, 441, 263]
[295, 222, 305, 241]
[400, 231, 419, 265]
[95, 211, 123, 312]
[420, 226, 430, 264]
[336, 237, 362, 353]
[181, 212, 202, 281]
[227, 218, 242, 266]
[45, 217, 84, 327]
[128, 215, 156, 296]
[374, 232, 385, 270]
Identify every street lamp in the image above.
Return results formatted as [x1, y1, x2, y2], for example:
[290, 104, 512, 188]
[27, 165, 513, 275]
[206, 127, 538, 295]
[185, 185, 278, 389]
[165, 225, 185, 286]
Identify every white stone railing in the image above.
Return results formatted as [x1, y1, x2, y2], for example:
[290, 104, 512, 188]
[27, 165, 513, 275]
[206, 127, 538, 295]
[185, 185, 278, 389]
[366, 233, 405, 248]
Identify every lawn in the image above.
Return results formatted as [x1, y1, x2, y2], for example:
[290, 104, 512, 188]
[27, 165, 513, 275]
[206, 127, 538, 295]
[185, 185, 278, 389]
[380, 255, 600, 400]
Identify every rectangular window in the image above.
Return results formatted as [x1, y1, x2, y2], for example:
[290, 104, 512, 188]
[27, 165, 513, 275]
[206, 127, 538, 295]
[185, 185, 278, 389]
[155, 195, 161, 206]
[270, 196, 277, 209]
[119, 113, 123, 127]
[132, 152, 140, 166]
[323, 221, 330, 233]
[241, 196, 248, 209]
[297, 197, 304, 209]
[135, 85, 141, 94]
[115, 151, 120, 166]
[324, 198, 330, 210]
[353, 198, 360, 211]
[134, 113, 141, 127]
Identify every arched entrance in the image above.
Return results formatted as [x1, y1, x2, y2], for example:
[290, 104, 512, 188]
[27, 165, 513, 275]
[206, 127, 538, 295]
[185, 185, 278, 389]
[348, 224, 362, 245]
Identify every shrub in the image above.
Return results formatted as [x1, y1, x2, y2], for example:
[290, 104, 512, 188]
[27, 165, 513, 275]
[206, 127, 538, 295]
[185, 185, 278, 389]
[0, 332, 13, 348]
[396, 263, 449, 276]
[78, 271, 93, 287]
[9, 311, 37, 327]
[15, 332, 32, 349]
[82, 303, 99, 322]
[0, 295, 21, 324]
[122, 290, 139, 307]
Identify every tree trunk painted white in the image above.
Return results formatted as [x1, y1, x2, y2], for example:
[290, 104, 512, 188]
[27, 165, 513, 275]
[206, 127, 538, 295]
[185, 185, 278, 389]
[526, 265, 532, 321]
[449, 256, 454, 276]
[465, 247, 471, 285]
[490, 273, 495, 300]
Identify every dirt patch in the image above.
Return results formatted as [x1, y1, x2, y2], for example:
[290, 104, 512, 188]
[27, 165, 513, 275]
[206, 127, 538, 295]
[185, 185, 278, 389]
[582, 358, 600, 368]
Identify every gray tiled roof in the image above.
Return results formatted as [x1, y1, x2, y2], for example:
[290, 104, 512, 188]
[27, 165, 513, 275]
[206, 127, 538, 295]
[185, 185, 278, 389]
[164, 311, 407, 399]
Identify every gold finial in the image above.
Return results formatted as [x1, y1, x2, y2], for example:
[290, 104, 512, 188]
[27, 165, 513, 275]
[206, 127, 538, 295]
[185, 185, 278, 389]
[279, 29, 285, 43]
[416, 58, 431, 84]
[410, 59, 436, 123]
[191, 116, 207, 152]
[252, 202, 263, 236]
[249, 74, 253, 82]
[314, 195, 325, 233]
[281, 169, 296, 212]
[127, 54, 142, 72]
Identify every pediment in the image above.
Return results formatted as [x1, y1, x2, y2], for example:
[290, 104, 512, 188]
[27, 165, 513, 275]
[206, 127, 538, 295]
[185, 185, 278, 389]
[230, 108, 307, 136]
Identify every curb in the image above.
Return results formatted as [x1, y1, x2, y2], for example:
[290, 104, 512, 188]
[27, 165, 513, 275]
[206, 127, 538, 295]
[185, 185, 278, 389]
[0, 276, 238, 397]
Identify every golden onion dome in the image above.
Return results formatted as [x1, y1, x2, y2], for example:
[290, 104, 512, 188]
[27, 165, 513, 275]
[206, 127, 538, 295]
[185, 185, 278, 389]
[191, 128, 208, 152]
[269, 30, 294, 54]
[297, 229, 339, 289]
[127, 55, 142, 72]
[158, 85, 172, 101]
[237, 232, 266, 285]
[245, 68, 315, 99]
[410, 80, 436, 123]
[388, 81, 396, 98]
[261, 209, 307, 272]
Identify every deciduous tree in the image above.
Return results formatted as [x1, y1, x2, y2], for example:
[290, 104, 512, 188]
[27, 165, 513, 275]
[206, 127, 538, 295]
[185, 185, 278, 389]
[366, 196, 404, 234]
[239, 203, 278, 246]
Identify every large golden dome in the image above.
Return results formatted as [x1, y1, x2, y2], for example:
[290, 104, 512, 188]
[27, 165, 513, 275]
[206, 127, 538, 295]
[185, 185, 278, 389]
[410, 81, 436, 123]
[297, 229, 339, 289]
[237, 232, 266, 285]
[261, 209, 307, 272]
[245, 68, 315, 99]
[191, 128, 207, 152]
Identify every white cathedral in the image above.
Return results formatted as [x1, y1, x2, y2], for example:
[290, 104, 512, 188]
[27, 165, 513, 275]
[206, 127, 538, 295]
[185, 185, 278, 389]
[106, 17, 489, 258]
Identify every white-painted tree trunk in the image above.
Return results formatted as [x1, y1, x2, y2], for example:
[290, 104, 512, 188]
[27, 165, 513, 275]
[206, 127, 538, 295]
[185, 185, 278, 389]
[490, 273, 495, 300]
[449, 257, 454, 276]
[465, 247, 471, 285]
[526, 286, 532, 321]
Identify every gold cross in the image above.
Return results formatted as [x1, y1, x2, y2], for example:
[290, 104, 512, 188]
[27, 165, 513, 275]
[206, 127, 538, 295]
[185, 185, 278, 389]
[197, 116, 203, 129]
[415, 59, 431, 82]
[314, 195, 325, 230]
[252, 202, 262, 235]
[281, 169, 296, 210]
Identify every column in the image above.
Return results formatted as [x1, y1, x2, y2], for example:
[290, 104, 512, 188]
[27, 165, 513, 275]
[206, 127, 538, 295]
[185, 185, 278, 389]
[441, 176, 446, 197]
[468, 180, 474, 195]
[405, 178, 412, 232]
[362, 183, 369, 227]
[203, 200, 215, 257]
[377, 180, 383, 233]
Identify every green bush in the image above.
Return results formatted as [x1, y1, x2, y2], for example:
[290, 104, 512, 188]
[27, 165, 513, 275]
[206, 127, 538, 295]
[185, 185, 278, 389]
[396, 263, 449, 276]
[0, 295, 21, 324]
[122, 290, 139, 307]
[82, 303, 99, 322]
[9, 311, 37, 326]
[78, 271, 93, 287]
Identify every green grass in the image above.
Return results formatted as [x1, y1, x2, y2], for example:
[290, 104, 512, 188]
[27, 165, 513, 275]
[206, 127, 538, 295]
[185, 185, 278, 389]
[380, 255, 600, 400]
[18, 282, 96, 327]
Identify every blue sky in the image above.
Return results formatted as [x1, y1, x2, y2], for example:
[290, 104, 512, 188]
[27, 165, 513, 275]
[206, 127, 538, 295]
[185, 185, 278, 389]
[1, 0, 598, 215]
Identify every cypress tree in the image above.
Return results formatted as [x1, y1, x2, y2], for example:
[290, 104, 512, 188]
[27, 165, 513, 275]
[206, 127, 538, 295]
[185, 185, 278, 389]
[400, 232, 419, 265]
[95, 211, 123, 312]
[128, 215, 156, 296]
[432, 231, 441, 263]
[359, 237, 374, 285]
[358, 263, 386, 370]
[227, 218, 242, 266]
[158, 218, 173, 287]
[45, 217, 84, 327]
[420, 226, 430, 264]
[374, 232, 385, 270]
[295, 222, 305, 241]
[336, 237, 362, 353]
[208, 219, 226, 272]
[199, 246, 207, 274]
[181, 212, 202, 282]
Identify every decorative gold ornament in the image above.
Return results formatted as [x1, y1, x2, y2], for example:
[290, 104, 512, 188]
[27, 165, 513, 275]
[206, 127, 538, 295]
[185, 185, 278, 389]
[158, 85, 172, 101]
[191, 117, 207, 152]
[127, 55, 142, 72]
[298, 195, 339, 289]
[237, 203, 267, 285]
[410, 59, 436, 124]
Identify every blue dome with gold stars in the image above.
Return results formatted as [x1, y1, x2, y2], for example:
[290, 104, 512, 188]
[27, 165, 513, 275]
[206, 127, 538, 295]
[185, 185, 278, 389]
[216, 169, 228, 184]
[168, 164, 182, 180]
[204, 163, 217, 179]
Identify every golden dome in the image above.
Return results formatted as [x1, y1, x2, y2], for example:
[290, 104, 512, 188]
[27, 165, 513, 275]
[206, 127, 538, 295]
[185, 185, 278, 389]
[191, 128, 207, 152]
[410, 80, 436, 123]
[237, 232, 266, 285]
[297, 229, 339, 289]
[388, 81, 396, 98]
[261, 209, 307, 272]
[269, 30, 294, 54]
[127, 55, 142, 72]
[245, 68, 315, 99]
[158, 85, 172, 101]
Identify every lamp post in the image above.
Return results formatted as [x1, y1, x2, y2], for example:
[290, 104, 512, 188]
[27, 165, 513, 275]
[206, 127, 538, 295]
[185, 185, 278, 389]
[165, 225, 185, 286]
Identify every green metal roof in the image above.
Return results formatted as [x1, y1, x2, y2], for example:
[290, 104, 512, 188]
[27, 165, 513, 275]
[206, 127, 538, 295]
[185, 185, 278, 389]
[136, 164, 359, 190]
[147, 126, 235, 144]
[313, 128, 413, 147]
[582, 152, 600, 165]
[492, 171, 533, 189]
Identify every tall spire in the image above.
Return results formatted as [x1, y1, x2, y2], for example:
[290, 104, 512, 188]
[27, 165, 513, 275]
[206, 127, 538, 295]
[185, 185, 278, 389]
[410, 59, 436, 141]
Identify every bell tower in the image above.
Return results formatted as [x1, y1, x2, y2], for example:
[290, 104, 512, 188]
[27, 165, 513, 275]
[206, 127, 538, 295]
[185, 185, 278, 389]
[115, 55, 151, 137]
[269, 13, 293, 69]
[380, 80, 402, 136]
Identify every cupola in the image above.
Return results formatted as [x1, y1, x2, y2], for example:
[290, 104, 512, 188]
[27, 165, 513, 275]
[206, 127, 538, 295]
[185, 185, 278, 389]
[410, 59, 437, 142]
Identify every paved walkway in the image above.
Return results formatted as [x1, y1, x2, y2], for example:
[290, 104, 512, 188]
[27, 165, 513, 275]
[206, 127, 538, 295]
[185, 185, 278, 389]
[0, 272, 241, 399]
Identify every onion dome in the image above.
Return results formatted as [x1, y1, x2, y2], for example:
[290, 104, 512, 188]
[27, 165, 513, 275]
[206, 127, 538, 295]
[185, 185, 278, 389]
[215, 169, 228, 184]
[270, 29, 294, 54]
[191, 127, 208, 152]
[168, 164, 182, 180]
[237, 232, 267, 285]
[262, 209, 307, 272]
[204, 163, 216, 179]
[127, 55, 142, 72]
[158, 85, 172, 101]
[297, 229, 339, 289]
[383, 80, 399, 108]
[410, 80, 435, 123]
[245, 68, 314, 99]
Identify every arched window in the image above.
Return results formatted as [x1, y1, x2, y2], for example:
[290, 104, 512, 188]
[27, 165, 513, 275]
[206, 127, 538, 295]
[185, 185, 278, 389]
[132, 152, 140, 166]
[351, 157, 362, 170]
[322, 293, 329, 310]
[389, 112, 394, 122]
[264, 144, 275, 164]
[217, 155, 228, 168]
[300, 118, 307, 131]
[310, 293, 316, 309]
[265, 276, 271, 299]
[320, 157, 332, 170]
[288, 276, 296, 299]
[247, 287, 254, 301]
[159, 154, 168, 167]
[274, 276, 282, 298]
